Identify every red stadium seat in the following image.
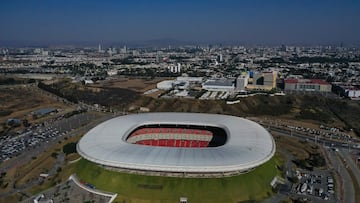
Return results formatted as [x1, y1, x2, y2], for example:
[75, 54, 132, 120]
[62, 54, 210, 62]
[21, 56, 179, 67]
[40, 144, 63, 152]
[167, 139, 175, 147]
[159, 139, 166, 146]
[130, 127, 213, 148]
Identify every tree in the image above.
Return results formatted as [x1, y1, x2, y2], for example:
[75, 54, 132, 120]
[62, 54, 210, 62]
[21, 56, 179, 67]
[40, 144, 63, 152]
[62, 142, 77, 155]
[51, 152, 58, 159]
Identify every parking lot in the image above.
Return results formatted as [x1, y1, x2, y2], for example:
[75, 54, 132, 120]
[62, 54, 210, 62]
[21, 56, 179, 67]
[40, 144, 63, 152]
[292, 169, 337, 202]
[0, 112, 98, 163]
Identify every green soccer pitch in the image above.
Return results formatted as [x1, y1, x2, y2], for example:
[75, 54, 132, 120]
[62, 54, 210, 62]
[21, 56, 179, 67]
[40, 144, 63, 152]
[72, 155, 282, 203]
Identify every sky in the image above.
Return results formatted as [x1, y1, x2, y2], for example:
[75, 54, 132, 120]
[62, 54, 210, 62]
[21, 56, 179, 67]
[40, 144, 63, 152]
[0, 0, 360, 46]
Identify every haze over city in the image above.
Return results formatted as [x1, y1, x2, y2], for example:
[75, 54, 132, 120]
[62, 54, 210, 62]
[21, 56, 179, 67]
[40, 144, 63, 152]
[1, 0, 360, 46]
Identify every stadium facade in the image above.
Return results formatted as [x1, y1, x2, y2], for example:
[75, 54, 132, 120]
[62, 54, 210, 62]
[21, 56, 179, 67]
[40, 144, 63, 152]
[77, 113, 276, 177]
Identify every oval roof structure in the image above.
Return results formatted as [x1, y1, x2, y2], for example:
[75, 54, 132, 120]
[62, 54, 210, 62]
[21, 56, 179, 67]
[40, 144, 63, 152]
[77, 113, 276, 174]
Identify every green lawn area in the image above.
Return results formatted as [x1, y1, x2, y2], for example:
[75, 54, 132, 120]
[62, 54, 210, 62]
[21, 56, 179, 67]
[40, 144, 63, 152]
[73, 155, 281, 203]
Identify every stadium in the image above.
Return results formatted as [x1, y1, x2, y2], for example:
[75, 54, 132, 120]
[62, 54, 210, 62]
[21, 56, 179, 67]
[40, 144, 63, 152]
[77, 112, 276, 177]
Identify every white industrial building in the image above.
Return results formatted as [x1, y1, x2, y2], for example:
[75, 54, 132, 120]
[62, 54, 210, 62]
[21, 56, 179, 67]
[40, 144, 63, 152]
[284, 79, 331, 92]
[168, 63, 181, 73]
[156, 77, 203, 91]
[156, 80, 174, 90]
[176, 76, 203, 83]
[202, 79, 235, 92]
[346, 88, 360, 98]
[107, 69, 118, 76]
[332, 83, 360, 99]
[236, 74, 249, 91]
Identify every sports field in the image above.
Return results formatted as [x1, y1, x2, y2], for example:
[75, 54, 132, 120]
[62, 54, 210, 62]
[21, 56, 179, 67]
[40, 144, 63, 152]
[73, 155, 281, 203]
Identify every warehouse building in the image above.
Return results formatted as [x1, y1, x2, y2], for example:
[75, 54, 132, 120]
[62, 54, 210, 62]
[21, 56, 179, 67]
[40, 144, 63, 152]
[284, 79, 331, 92]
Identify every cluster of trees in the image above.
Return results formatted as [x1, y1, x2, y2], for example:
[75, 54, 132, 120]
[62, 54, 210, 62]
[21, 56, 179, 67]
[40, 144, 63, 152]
[306, 153, 326, 168]
[63, 109, 87, 118]
[120, 67, 181, 78]
[0, 77, 36, 85]
[290, 56, 360, 64]
[0, 172, 8, 189]
[111, 57, 150, 65]
[168, 55, 190, 61]
[63, 142, 77, 155]
[37, 81, 79, 103]
[293, 152, 325, 171]
[296, 107, 332, 124]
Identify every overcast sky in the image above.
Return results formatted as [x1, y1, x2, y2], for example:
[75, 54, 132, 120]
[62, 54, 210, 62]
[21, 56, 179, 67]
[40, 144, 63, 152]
[0, 0, 359, 46]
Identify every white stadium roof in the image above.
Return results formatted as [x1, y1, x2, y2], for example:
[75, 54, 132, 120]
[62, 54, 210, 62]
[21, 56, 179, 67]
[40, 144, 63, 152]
[77, 113, 276, 173]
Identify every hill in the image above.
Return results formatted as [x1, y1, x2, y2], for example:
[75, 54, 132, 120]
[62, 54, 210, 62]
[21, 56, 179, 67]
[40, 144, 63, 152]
[130, 95, 360, 136]
[37, 79, 360, 136]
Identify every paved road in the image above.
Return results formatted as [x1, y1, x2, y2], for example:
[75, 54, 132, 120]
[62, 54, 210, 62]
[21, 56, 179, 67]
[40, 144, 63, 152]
[327, 149, 355, 203]
[267, 125, 357, 150]
[338, 149, 360, 183]
[268, 126, 352, 202]
[337, 149, 360, 202]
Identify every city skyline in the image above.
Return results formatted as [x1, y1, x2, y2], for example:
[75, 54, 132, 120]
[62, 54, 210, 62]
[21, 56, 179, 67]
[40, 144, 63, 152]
[0, 0, 360, 46]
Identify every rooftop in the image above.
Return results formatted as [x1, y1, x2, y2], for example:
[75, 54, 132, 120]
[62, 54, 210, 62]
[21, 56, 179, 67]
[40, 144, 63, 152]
[285, 79, 329, 85]
[203, 79, 234, 87]
[77, 113, 276, 174]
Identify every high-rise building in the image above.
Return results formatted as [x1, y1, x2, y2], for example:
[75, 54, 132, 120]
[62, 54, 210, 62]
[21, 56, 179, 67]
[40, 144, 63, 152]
[263, 71, 277, 88]
[236, 73, 249, 91]
[247, 71, 277, 90]
[120, 45, 127, 54]
[177, 63, 181, 73]
[217, 54, 223, 63]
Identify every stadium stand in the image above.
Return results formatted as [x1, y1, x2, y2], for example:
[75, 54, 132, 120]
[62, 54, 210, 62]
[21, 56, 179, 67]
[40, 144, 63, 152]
[127, 127, 213, 148]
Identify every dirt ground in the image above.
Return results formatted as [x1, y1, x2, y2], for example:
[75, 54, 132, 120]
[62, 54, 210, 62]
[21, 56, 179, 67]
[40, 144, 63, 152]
[0, 86, 73, 130]
[93, 77, 172, 93]
[16, 154, 56, 186]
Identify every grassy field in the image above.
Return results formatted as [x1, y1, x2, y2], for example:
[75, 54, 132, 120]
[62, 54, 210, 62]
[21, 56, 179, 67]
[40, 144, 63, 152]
[16, 155, 56, 186]
[71, 156, 281, 203]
